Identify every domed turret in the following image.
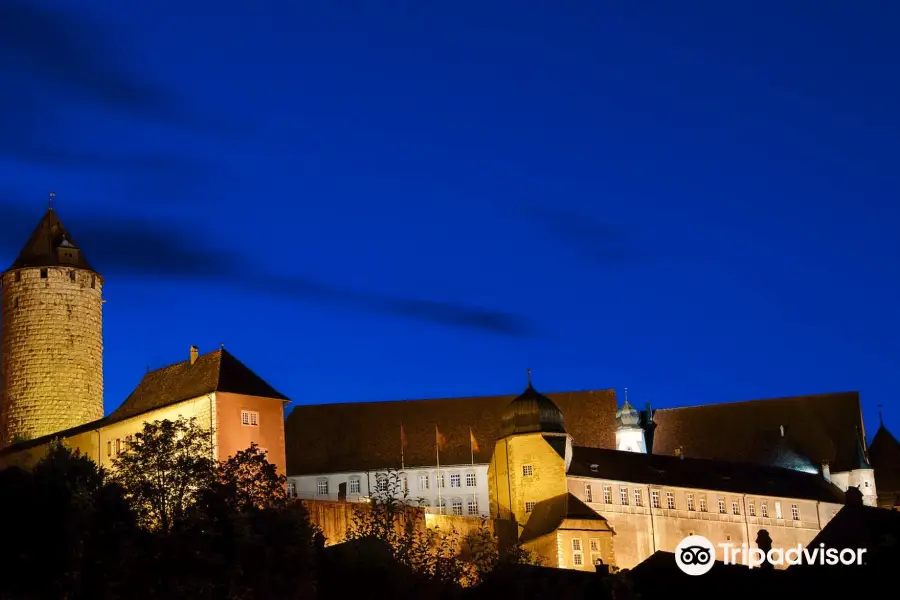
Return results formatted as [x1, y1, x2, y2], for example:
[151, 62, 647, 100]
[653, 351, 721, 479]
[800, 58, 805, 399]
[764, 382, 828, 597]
[616, 399, 641, 428]
[499, 377, 566, 438]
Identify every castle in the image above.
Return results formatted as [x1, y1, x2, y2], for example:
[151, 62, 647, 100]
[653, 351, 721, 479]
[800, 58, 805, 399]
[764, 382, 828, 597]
[0, 207, 289, 473]
[2, 204, 899, 572]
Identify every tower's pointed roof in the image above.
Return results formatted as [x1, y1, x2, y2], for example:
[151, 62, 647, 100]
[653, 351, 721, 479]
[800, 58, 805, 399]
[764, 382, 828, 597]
[499, 381, 567, 438]
[854, 425, 873, 469]
[616, 398, 641, 428]
[7, 208, 95, 272]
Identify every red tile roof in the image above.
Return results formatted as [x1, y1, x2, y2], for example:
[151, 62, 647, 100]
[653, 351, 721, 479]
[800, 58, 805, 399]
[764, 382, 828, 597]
[285, 389, 617, 475]
[647, 392, 865, 473]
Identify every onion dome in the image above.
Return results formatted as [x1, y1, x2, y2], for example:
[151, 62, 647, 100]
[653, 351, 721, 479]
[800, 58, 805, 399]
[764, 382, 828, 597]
[616, 399, 641, 428]
[500, 377, 566, 438]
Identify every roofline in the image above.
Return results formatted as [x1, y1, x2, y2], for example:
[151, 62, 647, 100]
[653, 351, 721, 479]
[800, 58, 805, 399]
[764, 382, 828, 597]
[3, 265, 105, 282]
[286, 388, 617, 409]
[649, 391, 861, 413]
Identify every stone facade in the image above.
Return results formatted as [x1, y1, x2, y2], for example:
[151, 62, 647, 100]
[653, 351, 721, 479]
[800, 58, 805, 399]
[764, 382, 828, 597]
[0, 266, 103, 446]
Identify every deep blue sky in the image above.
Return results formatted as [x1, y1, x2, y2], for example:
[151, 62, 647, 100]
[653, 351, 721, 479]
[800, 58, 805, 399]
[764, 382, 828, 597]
[1, 1, 898, 441]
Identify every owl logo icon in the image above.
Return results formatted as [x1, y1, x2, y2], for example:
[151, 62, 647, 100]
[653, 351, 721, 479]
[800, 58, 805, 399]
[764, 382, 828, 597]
[675, 535, 716, 575]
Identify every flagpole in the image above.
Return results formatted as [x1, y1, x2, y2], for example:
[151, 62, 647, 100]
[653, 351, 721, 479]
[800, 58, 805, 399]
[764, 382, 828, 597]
[470, 428, 476, 515]
[400, 422, 406, 496]
[436, 425, 442, 514]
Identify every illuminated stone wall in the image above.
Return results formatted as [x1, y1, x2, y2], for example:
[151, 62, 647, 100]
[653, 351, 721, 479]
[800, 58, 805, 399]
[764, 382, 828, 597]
[0, 267, 103, 446]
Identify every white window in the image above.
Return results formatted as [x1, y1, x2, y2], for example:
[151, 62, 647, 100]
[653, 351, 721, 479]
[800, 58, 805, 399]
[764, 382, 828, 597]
[349, 477, 361, 495]
[376, 476, 388, 493]
[419, 474, 430, 490]
[686, 494, 694, 511]
[718, 498, 726, 514]
[400, 474, 408, 493]
[585, 484, 593, 503]
[699, 496, 707, 512]
[452, 499, 463, 516]
[666, 492, 675, 509]
[525, 501, 536, 513]
[438, 473, 445, 488]
[651, 490, 660, 508]
[438, 499, 446, 514]
[603, 486, 612, 504]
[775, 501, 783, 520]
[287, 482, 296, 497]
[450, 474, 461, 488]
[572, 538, 583, 566]
[466, 472, 476, 487]
[468, 500, 478, 515]
[115, 438, 121, 454]
[590, 539, 600, 552]
[241, 410, 259, 427]
[634, 488, 642, 507]
[732, 501, 740, 515]
[761, 503, 769, 518]
[522, 465, 534, 477]
[316, 479, 328, 496]
[620, 487, 629, 505]
[748, 502, 755, 517]
[791, 504, 799, 521]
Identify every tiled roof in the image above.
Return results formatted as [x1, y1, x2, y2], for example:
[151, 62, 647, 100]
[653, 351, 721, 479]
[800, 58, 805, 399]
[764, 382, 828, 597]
[520, 492, 611, 543]
[285, 389, 617, 475]
[869, 424, 900, 494]
[568, 446, 845, 503]
[110, 348, 289, 421]
[646, 392, 866, 473]
[7, 208, 95, 272]
[0, 349, 288, 457]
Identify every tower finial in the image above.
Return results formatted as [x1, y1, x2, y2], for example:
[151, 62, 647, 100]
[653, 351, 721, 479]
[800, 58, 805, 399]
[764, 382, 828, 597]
[527, 368, 532, 386]
[48, 192, 55, 210]
[624, 387, 628, 403]
[879, 404, 884, 426]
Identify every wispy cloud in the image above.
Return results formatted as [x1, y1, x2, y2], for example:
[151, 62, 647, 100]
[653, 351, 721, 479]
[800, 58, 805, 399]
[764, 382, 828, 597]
[0, 201, 534, 337]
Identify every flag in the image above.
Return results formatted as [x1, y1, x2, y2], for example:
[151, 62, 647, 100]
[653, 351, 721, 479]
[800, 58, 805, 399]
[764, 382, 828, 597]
[436, 426, 447, 451]
[470, 428, 480, 453]
[400, 422, 407, 452]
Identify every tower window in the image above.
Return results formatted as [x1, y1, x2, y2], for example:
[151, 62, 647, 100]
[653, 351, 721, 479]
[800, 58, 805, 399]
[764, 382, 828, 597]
[40, 268, 47, 279]
[525, 501, 536, 513]
[14, 272, 21, 282]
[69, 270, 76, 282]
[91, 276, 96, 289]
[522, 465, 533, 477]
[241, 410, 259, 426]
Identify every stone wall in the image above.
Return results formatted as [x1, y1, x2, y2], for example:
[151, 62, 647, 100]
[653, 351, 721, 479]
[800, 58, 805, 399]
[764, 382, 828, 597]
[0, 267, 103, 445]
[301, 499, 427, 546]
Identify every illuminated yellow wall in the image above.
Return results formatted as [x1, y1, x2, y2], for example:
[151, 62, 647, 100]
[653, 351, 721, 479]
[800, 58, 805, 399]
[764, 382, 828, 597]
[0, 267, 103, 446]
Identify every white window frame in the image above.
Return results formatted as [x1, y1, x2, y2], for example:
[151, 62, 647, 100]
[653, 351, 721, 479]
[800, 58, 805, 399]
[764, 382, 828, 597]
[718, 498, 726, 514]
[603, 486, 612, 504]
[287, 482, 296, 497]
[376, 475, 388, 493]
[450, 473, 461, 488]
[241, 410, 259, 427]
[316, 479, 328, 496]
[522, 464, 534, 477]
[686, 493, 694, 511]
[468, 499, 478, 515]
[651, 490, 660, 508]
[466, 471, 476, 487]
[761, 503, 769, 518]
[748, 502, 755, 517]
[775, 501, 783, 520]
[419, 474, 430, 490]
[585, 484, 593, 503]
[589, 538, 599, 552]
[634, 488, 642, 507]
[732, 500, 740, 515]
[349, 477, 361, 495]
[451, 498, 463, 516]
[620, 487, 629, 505]
[666, 492, 675, 510]
[791, 504, 799, 521]
[699, 496, 707, 512]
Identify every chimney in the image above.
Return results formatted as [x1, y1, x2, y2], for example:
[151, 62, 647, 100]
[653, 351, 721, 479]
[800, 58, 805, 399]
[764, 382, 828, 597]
[190, 345, 199, 365]
[822, 461, 831, 482]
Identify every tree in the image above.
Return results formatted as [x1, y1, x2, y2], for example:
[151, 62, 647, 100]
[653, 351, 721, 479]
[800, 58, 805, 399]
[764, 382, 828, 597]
[112, 417, 216, 534]
[215, 442, 287, 512]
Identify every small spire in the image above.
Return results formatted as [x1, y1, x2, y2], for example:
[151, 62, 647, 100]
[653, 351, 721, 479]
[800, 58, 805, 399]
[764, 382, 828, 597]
[526, 368, 532, 386]
[879, 404, 884, 426]
[624, 387, 629, 402]
[48, 192, 55, 210]
[220, 342, 225, 349]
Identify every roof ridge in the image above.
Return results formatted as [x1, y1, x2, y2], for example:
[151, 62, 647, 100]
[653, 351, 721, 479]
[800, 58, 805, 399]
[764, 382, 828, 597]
[652, 391, 859, 412]
[289, 388, 616, 408]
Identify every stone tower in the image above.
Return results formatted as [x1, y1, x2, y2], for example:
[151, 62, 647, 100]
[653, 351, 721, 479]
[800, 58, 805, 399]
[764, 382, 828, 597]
[0, 208, 103, 446]
[488, 378, 572, 536]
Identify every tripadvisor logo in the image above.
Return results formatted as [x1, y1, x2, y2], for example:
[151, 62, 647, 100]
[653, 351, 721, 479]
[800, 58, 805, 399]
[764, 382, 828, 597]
[675, 535, 867, 575]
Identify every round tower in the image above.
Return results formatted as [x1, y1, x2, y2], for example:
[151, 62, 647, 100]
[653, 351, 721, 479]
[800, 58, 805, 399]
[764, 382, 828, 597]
[0, 207, 103, 446]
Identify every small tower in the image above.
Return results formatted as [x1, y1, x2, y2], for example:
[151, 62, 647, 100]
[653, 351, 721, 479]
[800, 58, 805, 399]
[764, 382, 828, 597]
[488, 371, 572, 536]
[615, 389, 646, 453]
[0, 205, 104, 446]
[848, 426, 877, 507]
